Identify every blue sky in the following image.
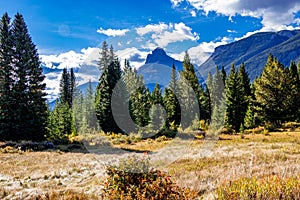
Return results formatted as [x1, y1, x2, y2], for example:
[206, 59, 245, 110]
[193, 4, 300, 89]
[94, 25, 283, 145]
[1, 0, 300, 69]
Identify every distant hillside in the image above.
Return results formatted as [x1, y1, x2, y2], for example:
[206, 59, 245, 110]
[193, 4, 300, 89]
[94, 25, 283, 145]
[199, 30, 300, 81]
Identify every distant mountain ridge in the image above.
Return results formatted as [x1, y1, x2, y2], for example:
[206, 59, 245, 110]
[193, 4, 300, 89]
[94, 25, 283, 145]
[199, 30, 300, 80]
[138, 47, 183, 87]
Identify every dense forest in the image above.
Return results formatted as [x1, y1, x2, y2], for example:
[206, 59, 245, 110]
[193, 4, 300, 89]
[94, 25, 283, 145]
[1, 13, 300, 142]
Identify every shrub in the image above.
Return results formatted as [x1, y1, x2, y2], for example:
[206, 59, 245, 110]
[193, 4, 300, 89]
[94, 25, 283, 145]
[101, 155, 197, 199]
[217, 174, 300, 200]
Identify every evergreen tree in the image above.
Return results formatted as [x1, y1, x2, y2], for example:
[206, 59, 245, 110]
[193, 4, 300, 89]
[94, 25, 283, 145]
[282, 65, 299, 121]
[150, 83, 165, 131]
[11, 13, 47, 141]
[225, 64, 245, 132]
[49, 67, 77, 138]
[180, 52, 201, 128]
[59, 67, 75, 107]
[289, 61, 300, 120]
[238, 62, 251, 126]
[0, 13, 13, 140]
[244, 84, 257, 129]
[254, 55, 290, 125]
[211, 67, 225, 109]
[221, 66, 227, 86]
[48, 101, 73, 140]
[123, 60, 151, 129]
[85, 80, 98, 131]
[163, 64, 181, 128]
[95, 58, 123, 133]
[206, 71, 213, 92]
[98, 41, 109, 71]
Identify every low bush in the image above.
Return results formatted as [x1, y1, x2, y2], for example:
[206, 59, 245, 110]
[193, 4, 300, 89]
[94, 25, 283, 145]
[101, 155, 197, 199]
[217, 174, 300, 200]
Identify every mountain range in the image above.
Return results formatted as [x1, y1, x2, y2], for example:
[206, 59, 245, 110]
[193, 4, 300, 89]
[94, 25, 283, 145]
[42, 29, 300, 104]
[199, 30, 300, 80]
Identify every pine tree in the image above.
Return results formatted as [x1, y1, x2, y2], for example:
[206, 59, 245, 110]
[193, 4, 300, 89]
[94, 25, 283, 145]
[180, 52, 201, 128]
[123, 60, 151, 130]
[59, 67, 75, 107]
[225, 64, 245, 132]
[238, 62, 250, 126]
[48, 101, 73, 140]
[254, 55, 288, 126]
[11, 13, 47, 141]
[85, 80, 98, 131]
[0, 13, 14, 140]
[95, 57, 123, 133]
[221, 66, 227, 86]
[150, 83, 165, 131]
[163, 64, 181, 129]
[211, 67, 225, 109]
[98, 41, 109, 71]
[289, 61, 300, 120]
[49, 67, 77, 138]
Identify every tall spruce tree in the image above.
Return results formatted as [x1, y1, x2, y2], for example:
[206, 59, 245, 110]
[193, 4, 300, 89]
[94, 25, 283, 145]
[11, 13, 47, 141]
[150, 83, 165, 131]
[180, 52, 201, 128]
[123, 59, 151, 129]
[49, 67, 76, 139]
[59, 67, 75, 107]
[95, 44, 123, 133]
[211, 67, 224, 109]
[0, 13, 14, 140]
[164, 64, 181, 129]
[221, 66, 227, 86]
[225, 64, 245, 132]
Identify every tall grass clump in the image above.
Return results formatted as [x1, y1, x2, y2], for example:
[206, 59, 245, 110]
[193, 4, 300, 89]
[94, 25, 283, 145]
[101, 155, 197, 199]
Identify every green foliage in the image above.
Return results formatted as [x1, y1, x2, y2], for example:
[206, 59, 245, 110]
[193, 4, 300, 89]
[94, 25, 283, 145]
[47, 102, 74, 140]
[72, 81, 99, 134]
[0, 13, 48, 141]
[225, 64, 248, 132]
[47, 67, 77, 139]
[123, 62, 152, 130]
[95, 47, 123, 133]
[101, 155, 197, 199]
[254, 55, 299, 126]
[59, 68, 75, 107]
[0, 13, 14, 140]
[217, 174, 300, 200]
[164, 64, 181, 129]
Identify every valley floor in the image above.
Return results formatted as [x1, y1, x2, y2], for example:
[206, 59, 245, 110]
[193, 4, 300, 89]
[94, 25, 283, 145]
[1, 131, 300, 199]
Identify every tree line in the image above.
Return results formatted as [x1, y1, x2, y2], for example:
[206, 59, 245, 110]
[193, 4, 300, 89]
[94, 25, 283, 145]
[1, 12, 300, 142]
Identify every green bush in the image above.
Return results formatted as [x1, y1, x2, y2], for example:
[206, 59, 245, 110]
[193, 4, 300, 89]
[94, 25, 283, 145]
[217, 174, 300, 200]
[101, 155, 197, 199]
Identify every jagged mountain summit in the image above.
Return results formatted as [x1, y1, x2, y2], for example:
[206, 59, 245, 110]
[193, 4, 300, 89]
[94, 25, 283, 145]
[199, 30, 300, 81]
[137, 48, 183, 87]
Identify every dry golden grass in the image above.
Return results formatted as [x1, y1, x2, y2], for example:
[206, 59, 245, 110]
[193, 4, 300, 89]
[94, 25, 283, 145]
[0, 130, 299, 199]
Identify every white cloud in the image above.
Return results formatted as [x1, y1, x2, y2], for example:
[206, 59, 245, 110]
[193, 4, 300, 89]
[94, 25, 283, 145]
[115, 47, 149, 69]
[172, 0, 300, 31]
[97, 28, 129, 37]
[136, 23, 169, 36]
[295, 18, 300, 25]
[170, 36, 231, 66]
[40, 47, 100, 69]
[227, 29, 237, 33]
[41, 47, 101, 102]
[136, 22, 199, 48]
[190, 10, 197, 17]
[170, 0, 184, 7]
